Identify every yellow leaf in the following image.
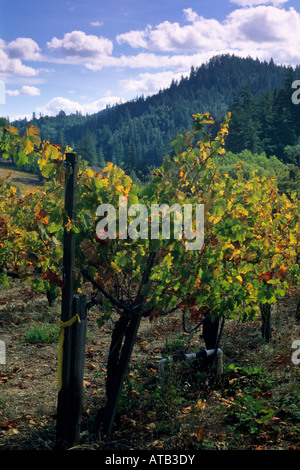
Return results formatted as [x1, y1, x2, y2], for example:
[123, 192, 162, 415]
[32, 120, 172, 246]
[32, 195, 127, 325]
[110, 261, 121, 273]
[9, 186, 17, 197]
[202, 150, 209, 162]
[65, 217, 72, 232]
[208, 215, 222, 225]
[8, 126, 19, 135]
[196, 399, 207, 411]
[203, 112, 214, 124]
[116, 184, 124, 193]
[236, 275, 243, 284]
[85, 168, 94, 178]
[24, 139, 34, 155]
[27, 125, 40, 137]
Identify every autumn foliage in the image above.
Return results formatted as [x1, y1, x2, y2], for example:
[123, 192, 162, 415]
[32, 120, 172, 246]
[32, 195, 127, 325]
[0, 114, 299, 325]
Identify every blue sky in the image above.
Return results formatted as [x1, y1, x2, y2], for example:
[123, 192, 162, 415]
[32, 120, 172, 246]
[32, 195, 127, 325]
[0, 0, 300, 120]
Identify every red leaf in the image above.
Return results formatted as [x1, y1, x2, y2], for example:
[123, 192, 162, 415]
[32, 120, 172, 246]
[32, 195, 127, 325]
[0, 420, 19, 430]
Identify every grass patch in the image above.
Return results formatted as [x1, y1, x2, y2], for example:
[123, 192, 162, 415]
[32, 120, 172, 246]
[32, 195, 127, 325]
[23, 324, 60, 344]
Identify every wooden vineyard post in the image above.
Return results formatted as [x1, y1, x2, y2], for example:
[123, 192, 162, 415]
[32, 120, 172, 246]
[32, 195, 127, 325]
[56, 153, 87, 450]
[203, 313, 220, 350]
[296, 298, 300, 322]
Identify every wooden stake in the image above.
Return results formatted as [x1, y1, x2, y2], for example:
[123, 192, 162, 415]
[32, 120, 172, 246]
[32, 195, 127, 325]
[56, 153, 87, 449]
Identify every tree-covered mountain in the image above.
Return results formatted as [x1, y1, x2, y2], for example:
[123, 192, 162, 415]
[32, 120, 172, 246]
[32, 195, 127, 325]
[226, 69, 300, 166]
[11, 54, 299, 179]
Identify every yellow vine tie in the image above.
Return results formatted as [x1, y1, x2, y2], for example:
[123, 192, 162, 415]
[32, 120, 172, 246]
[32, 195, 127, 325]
[57, 314, 81, 392]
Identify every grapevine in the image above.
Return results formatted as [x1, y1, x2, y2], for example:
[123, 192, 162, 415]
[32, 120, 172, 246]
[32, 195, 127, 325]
[0, 114, 299, 327]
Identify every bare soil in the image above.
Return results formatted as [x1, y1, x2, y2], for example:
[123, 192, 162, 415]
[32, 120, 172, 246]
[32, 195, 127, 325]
[0, 280, 299, 451]
[0, 159, 42, 194]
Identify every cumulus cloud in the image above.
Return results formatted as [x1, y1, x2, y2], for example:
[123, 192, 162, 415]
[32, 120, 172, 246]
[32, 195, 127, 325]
[0, 49, 38, 78]
[225, 5, 300, 64]
[6, 85, 40, 97]
[0, 38, 40, 79]
[116, 29, 149, 49]
[116, 18, 224, 53]
[7, 38, 41, 61]
[183, 8, 202, 23]
[119, 70, 189, 96]
[35, 95, 123, 117]
[114, 5, 300, 67]
[47, 30, 113, 58]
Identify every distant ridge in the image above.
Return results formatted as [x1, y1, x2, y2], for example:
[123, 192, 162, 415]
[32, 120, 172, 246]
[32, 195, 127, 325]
[12, 54, 294, 174]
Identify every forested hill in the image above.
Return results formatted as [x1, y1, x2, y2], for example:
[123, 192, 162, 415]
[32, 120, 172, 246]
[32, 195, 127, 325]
[12, 54, 298, 179]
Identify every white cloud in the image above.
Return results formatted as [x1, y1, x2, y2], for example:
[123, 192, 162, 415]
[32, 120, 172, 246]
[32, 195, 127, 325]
[119, 70, 189, 96]
[0, 48, 38, 78]
[90, 21, 103, 27]
[47, 30, 113, 59]
[116, 18, 224, 53]
[116, 29, 149, 49]
[183, 8, 202, 23]
[7, 38, 41, 61]
[6, 85, 40, 96]
[6, 3, 296, 80]
[4, 2, 300, 120]
[230, 0, 288, 6]
[35, 95, 123, 117]
[225, 5, 300, 64]
[85, 51, 217, 72]
[114, 5, 300, 68]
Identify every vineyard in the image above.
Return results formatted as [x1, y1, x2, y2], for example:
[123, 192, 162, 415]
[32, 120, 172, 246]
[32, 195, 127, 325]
[0, 114, 299, 450]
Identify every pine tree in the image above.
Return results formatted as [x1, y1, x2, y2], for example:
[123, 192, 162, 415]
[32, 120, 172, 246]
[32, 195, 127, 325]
[58, 129, 66, 150]
[98, 147, 106, 168]
[272, 69, 297, 157]
[227, 86, 261, 154]
[257, 90, 276, 156]
[76, 129, 97, 166]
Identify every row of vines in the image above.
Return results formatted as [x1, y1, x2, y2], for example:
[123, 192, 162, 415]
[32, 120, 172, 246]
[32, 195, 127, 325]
[1, 114, 299, 319]
[0, 113, 299, 439]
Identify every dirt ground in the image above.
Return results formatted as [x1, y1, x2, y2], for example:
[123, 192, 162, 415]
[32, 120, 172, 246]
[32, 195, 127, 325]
[0, 159, 42, 194]
[0, 279, 299, 451]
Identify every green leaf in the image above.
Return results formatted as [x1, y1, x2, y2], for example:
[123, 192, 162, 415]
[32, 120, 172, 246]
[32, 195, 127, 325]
[16, 150, 28, 166]
[48, 221, 61, 234]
